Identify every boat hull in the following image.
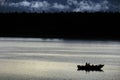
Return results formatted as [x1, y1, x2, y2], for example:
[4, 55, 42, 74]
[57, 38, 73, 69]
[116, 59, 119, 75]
[77, 64, 104, 71]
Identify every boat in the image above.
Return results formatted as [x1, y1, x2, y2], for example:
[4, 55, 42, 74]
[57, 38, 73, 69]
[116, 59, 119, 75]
[77, 63, 104, 71]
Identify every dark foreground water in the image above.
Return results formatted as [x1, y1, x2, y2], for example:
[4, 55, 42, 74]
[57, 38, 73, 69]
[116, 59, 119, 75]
[0, 38, 120, 80]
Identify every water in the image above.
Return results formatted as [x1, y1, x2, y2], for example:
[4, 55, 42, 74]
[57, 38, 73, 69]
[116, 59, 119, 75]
[0, 38, 120, 80]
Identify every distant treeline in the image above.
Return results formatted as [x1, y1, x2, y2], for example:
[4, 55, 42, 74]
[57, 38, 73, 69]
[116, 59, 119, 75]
[0, 12, 119, 25]
[0, 11, 120, 16]
[0, 12, 120, 40]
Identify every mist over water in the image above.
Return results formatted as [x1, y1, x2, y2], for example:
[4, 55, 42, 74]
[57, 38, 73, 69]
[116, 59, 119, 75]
[0, 38, 120, 80]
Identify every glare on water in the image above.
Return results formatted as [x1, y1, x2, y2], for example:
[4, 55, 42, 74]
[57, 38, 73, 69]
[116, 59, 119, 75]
[0, 38, 120, 80]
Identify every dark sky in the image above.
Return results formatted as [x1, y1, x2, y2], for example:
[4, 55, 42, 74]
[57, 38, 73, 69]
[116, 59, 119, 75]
[0, 0, 120, 12]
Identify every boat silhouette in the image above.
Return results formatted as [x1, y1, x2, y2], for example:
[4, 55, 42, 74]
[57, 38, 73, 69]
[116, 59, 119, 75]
[77, 63, 104, 72]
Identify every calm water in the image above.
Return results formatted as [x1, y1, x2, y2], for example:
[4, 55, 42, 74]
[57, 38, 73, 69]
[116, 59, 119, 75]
[0, 38, 120, 80]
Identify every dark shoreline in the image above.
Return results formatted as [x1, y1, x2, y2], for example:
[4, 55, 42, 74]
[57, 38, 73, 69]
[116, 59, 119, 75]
[0, 12, 120, 40]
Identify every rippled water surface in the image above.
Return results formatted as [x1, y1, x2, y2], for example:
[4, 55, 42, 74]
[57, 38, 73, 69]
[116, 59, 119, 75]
[0, 38, 120, 80]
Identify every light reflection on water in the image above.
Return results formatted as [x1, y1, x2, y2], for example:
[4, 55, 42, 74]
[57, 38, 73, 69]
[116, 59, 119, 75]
[0, 38, 120, 80]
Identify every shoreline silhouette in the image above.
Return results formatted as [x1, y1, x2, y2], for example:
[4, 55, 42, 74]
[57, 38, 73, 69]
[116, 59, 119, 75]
[0, 12, 120, 40]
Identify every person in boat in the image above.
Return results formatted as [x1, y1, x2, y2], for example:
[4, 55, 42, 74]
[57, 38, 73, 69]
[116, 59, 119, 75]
[85, 62, 90, 66]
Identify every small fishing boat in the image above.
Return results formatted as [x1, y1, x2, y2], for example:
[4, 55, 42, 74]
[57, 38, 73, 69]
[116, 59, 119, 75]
[77, 63, 104, 71]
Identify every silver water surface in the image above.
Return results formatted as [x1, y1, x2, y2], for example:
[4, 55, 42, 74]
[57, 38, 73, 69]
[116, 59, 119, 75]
[0, 38, 120, 80]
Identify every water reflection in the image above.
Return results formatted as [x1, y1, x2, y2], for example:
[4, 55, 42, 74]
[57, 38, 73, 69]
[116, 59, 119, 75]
[77, 69, 104, 72]
[0, 38, 120, 80]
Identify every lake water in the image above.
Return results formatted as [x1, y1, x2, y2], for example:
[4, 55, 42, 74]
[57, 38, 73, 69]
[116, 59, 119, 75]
[0, 38, 120, 80]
